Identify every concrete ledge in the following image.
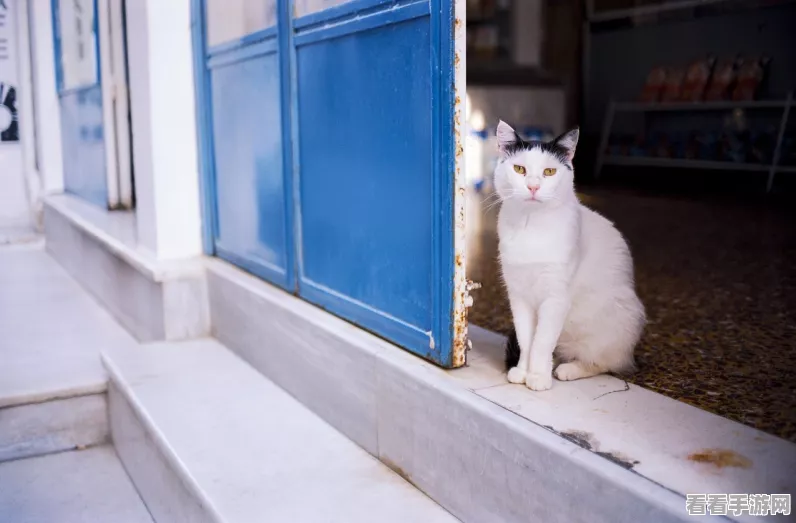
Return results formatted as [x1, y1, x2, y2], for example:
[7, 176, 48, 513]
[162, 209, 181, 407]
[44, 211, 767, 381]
[44, 195, 209, 342]
[0, 393, 109, 462]
[206, 258, 694, 523]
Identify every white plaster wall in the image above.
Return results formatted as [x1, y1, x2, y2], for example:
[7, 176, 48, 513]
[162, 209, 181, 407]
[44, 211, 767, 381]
[467, 86, 566, 135]
[0, 0, 31, 229]
[125, 0, 202, 260]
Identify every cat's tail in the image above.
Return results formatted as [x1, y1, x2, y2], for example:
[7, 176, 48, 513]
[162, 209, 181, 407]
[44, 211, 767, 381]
[505, 327, 520, 370]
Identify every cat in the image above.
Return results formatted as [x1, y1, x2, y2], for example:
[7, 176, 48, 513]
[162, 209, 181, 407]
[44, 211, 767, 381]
[494, 121, 645, 391]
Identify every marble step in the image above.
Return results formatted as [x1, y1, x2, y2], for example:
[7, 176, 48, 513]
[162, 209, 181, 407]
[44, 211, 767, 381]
[103, 338, 458, 523]
[0, 247, 136, 462]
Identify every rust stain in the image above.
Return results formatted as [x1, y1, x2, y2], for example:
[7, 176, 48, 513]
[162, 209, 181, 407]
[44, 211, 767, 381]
[687, 449, 752, 469]
[451, 10, 467, 369]
[381, 457, 418, 488]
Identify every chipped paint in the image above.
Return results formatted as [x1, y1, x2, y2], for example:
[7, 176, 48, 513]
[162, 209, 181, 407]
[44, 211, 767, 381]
[451, 0, 468, 368]
[428, 331, 436, 350]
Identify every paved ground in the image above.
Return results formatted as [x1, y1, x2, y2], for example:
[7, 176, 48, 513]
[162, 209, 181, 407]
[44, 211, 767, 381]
[0, 446, 152, 523]
[467, 187, 796, 442]
[0, 245, 136, 408]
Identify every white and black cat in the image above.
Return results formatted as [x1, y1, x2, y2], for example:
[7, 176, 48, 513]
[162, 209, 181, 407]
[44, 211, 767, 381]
[494, 121, 645, 391]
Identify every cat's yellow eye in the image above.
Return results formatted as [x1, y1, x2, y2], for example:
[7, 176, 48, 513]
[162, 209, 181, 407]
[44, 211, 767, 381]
[543, 168, 557, 177]
[513, 165, 526, 175]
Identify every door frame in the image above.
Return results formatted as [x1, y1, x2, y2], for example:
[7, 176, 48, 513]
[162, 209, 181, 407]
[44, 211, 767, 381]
[97, 0, 132, 209]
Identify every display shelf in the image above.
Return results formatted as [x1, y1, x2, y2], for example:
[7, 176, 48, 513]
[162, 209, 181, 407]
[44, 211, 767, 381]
[595, 93, 793, 193]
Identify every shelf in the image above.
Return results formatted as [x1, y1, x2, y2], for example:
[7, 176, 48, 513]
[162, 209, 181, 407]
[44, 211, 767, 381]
[597, 91, 793, 192]
[603, 156, 774, 172]
[589, 0, 733, 24]
[613, 100, 790, 112]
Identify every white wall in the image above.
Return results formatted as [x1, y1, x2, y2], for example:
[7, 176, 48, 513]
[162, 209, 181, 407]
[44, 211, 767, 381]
[467, 86, 566, 136]
[125, 0, 202, 260]
[0, 0, 32, 230]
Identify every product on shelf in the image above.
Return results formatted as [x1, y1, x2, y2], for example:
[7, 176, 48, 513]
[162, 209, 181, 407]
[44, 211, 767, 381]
[749, 128, 776, 164]
[731, 56, 771, 101]
[680, 56, 716, 102]
[630, 133, 648, 157]
[704, 58, 738, 101]
[639, 66, 667, 103]
[720, 108, 751, 162]
[696, 132, 718, 160]
[670, 133, 686, 159]
[661, 67, 686, 102]
[648, 131, 675, 157]
[684, 132, 699, 159]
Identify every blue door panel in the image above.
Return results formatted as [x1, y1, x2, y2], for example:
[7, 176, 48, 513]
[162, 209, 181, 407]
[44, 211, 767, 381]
[60, 87, 108, 207]
[192, 0, 457, 366]
[209, 50, 291, 288]
[296, 18, 434, 344]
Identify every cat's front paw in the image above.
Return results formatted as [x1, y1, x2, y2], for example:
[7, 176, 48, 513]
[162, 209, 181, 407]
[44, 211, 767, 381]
[507, 366, 527, 384]
[525, 372, 553, 391]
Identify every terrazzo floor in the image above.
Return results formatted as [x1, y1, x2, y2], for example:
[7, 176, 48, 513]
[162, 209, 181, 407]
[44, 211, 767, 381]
[466, 187, 796, 442]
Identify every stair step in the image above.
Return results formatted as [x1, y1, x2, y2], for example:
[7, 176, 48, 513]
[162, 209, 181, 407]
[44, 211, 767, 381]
[104, 338, 458, 523]
[0, 445, 153, 523]
[0, 394, 108, 463]
[0, 248, 128, 408]
[0, 247, 134, 462]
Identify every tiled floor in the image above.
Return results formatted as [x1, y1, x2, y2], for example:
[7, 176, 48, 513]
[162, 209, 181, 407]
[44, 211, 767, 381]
[466, 187, 796, 442]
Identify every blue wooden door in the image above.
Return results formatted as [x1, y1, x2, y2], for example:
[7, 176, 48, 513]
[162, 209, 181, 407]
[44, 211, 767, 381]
[194, 0, 464, 367]
[52, 0, 108, 207]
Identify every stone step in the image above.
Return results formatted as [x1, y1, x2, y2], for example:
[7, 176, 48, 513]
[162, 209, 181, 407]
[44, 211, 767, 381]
[0, 246, 135, 462]
[103, 338, 457, 523]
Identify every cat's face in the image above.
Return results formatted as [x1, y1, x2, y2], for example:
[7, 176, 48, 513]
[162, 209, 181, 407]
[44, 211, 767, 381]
[493, 121, 579, 206]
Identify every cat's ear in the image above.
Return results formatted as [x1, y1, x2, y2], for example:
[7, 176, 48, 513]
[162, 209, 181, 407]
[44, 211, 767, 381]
[554, 127, 580, 162]
[496, 120, 520, 157]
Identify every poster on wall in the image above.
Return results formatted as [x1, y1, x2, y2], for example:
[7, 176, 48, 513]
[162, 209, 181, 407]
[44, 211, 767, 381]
[57, 0, 98, 90]
[0, 0, 20, 144]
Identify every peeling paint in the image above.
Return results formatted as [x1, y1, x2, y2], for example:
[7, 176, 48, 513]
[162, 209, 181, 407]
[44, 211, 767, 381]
[428, 331, 436, 350]
[451, 0, 468, 368]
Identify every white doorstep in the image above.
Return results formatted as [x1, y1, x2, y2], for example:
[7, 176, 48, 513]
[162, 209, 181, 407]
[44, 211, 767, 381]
[104, 338, 458, 523]
[0, 445, 152, 523]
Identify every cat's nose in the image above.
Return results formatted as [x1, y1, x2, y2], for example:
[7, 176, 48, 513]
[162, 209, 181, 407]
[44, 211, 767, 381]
[527, 185, 540, 197]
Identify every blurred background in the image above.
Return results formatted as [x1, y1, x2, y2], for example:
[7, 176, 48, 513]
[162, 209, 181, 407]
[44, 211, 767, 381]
[464, 0, 796, 442]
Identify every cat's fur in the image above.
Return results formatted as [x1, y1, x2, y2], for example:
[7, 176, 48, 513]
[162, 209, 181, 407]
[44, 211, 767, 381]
[495, 121, 645, 391]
